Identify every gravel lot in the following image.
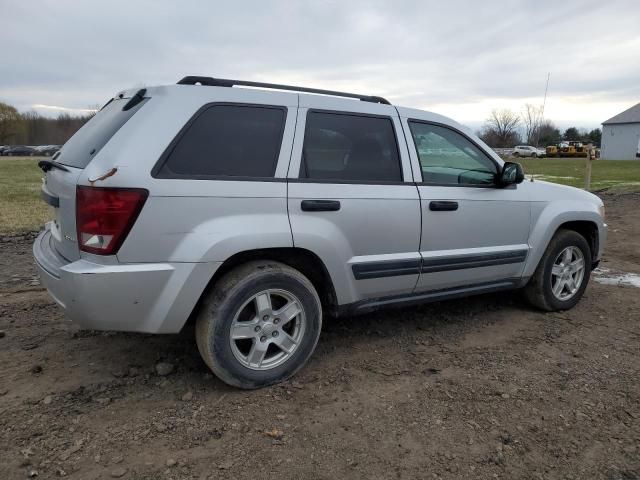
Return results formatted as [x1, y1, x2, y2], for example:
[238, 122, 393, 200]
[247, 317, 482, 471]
[1, 193, 639, 480]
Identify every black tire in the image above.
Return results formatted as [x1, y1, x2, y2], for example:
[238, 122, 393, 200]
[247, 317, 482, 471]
[195, 260, 322, 389]
[523, 229, 592, 311]
[513, 152, 520, 157]
[531, 153, 537, 158]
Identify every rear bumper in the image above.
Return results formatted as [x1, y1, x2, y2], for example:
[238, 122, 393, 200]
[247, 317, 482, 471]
[33, 228, 220, 333]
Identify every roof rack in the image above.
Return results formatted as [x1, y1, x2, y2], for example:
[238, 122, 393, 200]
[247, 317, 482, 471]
[176, 76, 391, 105]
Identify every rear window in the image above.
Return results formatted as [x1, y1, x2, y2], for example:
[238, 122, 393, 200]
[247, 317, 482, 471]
[155, 104, 286, 179]
[57, 97, 148, 168]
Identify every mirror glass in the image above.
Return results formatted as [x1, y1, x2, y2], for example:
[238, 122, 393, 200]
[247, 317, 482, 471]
[500, 162, 524, 185]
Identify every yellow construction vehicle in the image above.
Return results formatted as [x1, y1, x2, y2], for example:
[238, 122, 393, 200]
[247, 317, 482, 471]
[545, 141, 588, 158]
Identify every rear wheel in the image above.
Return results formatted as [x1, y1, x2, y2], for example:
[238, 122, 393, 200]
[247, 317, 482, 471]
[531, 152, 537, 158]
[524, 230, 591, 311]
[195, 261, 322, 389]
[513, 151, 520, 157]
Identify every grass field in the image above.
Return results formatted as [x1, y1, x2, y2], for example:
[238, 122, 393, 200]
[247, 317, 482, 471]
[1, 156, 639, 234]
[518, 157, 640, 191]
[0, 158, 51, 234]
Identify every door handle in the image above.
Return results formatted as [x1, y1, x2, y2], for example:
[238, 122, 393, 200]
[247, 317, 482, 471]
[301, 200, 341, 212]
[429, 201, 458, 211]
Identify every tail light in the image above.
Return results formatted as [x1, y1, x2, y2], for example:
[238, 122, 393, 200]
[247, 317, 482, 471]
[76, 186, 148, 255]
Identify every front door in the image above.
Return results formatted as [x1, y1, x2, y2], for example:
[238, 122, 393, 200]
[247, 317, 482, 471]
[287, 97, 421, 306]
[401, 117, 531, 292]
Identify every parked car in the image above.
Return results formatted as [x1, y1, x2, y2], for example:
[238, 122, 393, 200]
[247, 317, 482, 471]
[513, 145, 545, 157]
[34, 145, 62, 156]
[49, 145, 63, 156]
[3, 145, 37, 156]
[33, 76, 607, 389]
[0, 146, 9, 155]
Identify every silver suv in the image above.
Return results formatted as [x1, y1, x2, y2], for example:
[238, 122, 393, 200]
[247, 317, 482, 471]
[33, 76, 607, 389]
[513, 145, 545, 157]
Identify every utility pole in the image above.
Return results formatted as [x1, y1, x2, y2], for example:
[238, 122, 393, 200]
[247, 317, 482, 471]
[585, 143, 595, 190]
[535, 72, 551, 148]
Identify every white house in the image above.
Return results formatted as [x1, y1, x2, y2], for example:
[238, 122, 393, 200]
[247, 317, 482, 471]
[601, 102, 640, 160]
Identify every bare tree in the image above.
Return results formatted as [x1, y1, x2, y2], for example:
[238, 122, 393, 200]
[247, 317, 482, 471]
[481, 109, 521, 147]
[522, 103, 543, 145]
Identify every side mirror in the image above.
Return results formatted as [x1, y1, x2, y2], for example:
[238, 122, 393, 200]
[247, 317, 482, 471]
[499, 161, 525, 186]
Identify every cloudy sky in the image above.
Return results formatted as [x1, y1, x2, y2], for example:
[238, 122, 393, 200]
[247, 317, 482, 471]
[2, 0, 639, 129]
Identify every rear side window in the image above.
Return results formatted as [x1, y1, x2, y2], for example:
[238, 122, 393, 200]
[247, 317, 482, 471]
[58, 97, 148, 168]
[156, 104, 286, 178]
[301, 111, 402, 182]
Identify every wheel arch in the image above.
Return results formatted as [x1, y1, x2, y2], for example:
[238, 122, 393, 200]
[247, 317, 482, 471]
[556, 220, 599, 262]
[188, 247, 339, 326]
[523, 200, 606, 279]
[524, 210, 601, 278]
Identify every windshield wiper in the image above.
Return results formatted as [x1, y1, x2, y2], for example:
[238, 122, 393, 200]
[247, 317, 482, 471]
[38, 160, 70, 173]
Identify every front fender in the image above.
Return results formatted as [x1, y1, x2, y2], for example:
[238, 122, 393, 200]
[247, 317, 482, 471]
[524, 200, 606, 278]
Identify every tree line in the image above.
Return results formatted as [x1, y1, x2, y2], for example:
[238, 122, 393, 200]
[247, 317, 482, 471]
[0, 101, 95, 146]
[1, 98, 602, 150]
[478, 104, 602, 148]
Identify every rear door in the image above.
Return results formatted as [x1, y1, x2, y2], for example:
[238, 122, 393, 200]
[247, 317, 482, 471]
[41, 95, 148, 261]
[287, 97, 421, 305]
[401, 115, 531, 292]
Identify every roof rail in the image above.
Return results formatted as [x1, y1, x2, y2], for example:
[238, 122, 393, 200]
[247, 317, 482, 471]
[176, 76, 391, 105]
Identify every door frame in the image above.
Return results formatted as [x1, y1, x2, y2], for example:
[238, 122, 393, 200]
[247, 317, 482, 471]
[286, 98, 422, 305]
[398, 114, 531, 292]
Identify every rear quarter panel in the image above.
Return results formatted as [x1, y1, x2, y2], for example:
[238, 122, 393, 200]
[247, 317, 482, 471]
[80, 86, 299, 264]
[118, 191, 292, 263]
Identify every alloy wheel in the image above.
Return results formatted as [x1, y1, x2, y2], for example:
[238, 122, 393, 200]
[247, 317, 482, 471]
[229, 289, 306, 370]
[550, 246, 586, 301]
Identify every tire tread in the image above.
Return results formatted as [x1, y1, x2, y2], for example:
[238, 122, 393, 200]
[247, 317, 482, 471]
[195, 260, 321, 389]
[523, 229, 591, 311]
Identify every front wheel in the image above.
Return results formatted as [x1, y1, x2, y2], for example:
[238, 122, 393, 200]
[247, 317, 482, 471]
[531, 153, 537, 158]
[523, 230, 591, 311]
[195, 261, 322, 389]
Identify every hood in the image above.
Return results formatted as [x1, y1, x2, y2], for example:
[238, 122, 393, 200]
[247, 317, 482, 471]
[522, 179, 603, 207]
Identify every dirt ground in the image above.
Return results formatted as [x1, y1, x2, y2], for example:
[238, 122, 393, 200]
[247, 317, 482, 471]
[1, 194, 639, 480]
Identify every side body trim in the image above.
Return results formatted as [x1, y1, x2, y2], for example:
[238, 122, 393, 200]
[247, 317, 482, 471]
[352, 259, 421, 280]
[421, 249, 528, 273]
[350, 249, 528, 280]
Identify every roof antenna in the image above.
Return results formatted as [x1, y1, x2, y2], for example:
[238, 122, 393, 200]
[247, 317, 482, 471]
[531, 72, 551, 182]
[534, 72, 551, 149]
